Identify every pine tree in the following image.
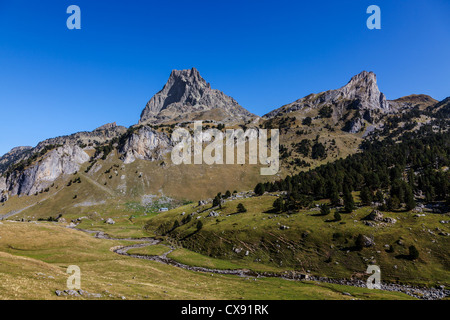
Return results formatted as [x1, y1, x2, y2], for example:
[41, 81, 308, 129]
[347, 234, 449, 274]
[273, 197, 284, 213]
[171, 220, 180, 231]
[404, 185, 416, 211]
[360, 187, 373, 206]
[409, 245, 419, 260]
[374, 190, 384, 203]
[320, 204, 330, 216]
[343, 187, 355, 213]
[254, 183, 265, 196]
[334, 211, 342, 221]
[237, 203, 247, 213]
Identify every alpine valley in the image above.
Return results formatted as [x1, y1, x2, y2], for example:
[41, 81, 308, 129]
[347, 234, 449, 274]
[0, 68, 448, 300]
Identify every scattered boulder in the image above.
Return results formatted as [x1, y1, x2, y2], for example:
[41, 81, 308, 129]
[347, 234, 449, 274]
[365, 210, 384, 222]
[56, 289, 102, 298]
[233, 247, 243, 254]
[65, 290, 80, 296]
[363, 221, 376, 227]
[105, 218, 115, 225]
[357, 234, 375, 248]
[383, 217, 397, 224]
[207, 211, 219, 218]
[55, 290, 65, 296]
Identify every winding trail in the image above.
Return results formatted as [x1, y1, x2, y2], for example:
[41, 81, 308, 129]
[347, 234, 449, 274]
[75, 227, 449, 300]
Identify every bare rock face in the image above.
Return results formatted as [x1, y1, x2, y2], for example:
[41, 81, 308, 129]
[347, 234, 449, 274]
[337, 71, 389, 112]
[139, 68, 255, 124]
[119, 126, 172, 164]
[0, 176, 8, 202]
[8, 145, 89, 196]
[264, 71, 391, 133]
[0, 146, 33, 174]
[0, 176, 6, 191]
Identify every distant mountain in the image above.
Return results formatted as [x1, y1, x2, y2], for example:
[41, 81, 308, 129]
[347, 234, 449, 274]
[1, 69, 448, 218]
[139, 68, 256, 124]
[264, 71, 394, 133]
[428, 97, 450, 118]
[0, 146, 32, 175]
[389, 94, 438, 111]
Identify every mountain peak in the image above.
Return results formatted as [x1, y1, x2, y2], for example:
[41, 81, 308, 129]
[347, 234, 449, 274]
[169, 68, 207, 86]
[139, 68, 254, 124]
[347, 71, 376, 84]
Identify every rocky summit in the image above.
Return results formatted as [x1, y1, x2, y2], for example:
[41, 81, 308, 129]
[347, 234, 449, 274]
[264, 71, 393, 133]
[0, 69, 447, 208]
[139, 68, 256, 124]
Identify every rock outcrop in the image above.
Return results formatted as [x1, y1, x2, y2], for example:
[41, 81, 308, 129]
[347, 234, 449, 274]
[6, 145, 89, 196]
[0, 146, 33, 174]
[388, 94, 438, 111]
[264, 71, 392, 133]
[35, 122, 127, 151]
[139, 68, 255, 124]
[119, 126, 172, 164]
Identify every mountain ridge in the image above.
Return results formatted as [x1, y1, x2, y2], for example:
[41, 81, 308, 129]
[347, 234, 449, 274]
[139, 67, 256, 124]
[0, 69, 446, 210]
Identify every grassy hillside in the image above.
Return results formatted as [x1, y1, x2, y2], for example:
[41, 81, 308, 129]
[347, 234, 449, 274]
[0, 221, 412, 300]
[144, 195, 450, 287]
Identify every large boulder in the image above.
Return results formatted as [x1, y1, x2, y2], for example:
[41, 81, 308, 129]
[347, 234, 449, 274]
[365, 210, 384, 222]
[105, 218, 115, 225]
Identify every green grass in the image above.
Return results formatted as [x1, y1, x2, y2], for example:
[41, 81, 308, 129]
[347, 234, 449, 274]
[0, 221, 414, 300]
[168, 248, 244, 270]
[144, 195, 450, 287]
[128, 245, 171, 256]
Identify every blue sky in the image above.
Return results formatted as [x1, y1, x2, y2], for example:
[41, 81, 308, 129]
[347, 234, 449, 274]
[0, 0, 449, 156]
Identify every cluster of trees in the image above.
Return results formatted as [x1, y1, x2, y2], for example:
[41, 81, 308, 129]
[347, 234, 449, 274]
[256, 127, 450, 213]
[291, 139, 326, 160]
[319, 105, 333, 118]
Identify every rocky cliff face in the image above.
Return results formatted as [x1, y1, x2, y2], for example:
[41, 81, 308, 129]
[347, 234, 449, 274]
[4, 145, 90, 197]
[0, 146, 33, 174]
[0, 123, 125, 200]
[0, 69, 441, 206]
[140, 68, 255, 124]
[264, 71, 393, 133]
[119, 126, 172, 164]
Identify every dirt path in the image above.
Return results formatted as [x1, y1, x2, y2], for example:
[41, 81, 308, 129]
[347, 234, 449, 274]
[79, 173, 115, 197]
[75, 228, 449, 300]
[0, 186, 66, 220]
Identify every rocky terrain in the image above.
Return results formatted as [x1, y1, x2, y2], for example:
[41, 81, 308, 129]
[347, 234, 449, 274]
[139, 68, 256, 124]
[0, 69, 448, 301]
[0, 68, 448, 213]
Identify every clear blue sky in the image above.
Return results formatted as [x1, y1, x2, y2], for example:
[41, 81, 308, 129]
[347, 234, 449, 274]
[0, 0, 449, 156]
